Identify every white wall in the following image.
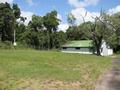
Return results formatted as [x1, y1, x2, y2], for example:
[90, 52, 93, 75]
[108, 49, 113, 55]
[100, 41, 113, 56]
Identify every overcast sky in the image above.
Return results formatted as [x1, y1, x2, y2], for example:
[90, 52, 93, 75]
[0, 0, 120, 31]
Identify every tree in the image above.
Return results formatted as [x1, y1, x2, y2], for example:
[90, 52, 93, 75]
[21, 15, 45, 49]
[67, 13, 85, 40]
[16, 23, 26, 41]
[29, 15, 43, 32]
[67, 13, 76, 27]
[0, 2, 14, 41]
[78, 12, 113, 55]
[66, 11, 120, 55]
[104, 12, 120, 52]
[12, 4, 21, 20]
[21, 12, 65, 50]
[43, 10, 60, 49]
[66, 26, 90, 41]
[53, 31, 66, 48]
[0, 2, 21, 42]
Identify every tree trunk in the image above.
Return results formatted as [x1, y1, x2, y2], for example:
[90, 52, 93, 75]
[94, 36, 102, 56]
[96, 45, 101, 56]
[47, 31, 50, 50]
[1, 28, 6, 41]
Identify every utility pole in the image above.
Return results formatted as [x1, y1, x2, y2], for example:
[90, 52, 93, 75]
[13, 29, 17, 46]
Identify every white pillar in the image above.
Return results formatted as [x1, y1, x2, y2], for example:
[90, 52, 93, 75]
[13, 29, 17, 46]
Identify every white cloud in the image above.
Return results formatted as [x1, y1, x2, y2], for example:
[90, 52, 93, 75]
[0, 0, 13, 3]
[20, 11, 34, 25]
[57, 13, 69, 32]
[68, 0, 100, 8]
[58, 23, 69, 32]
[57, 14, 62, 20]
[70, 5, 120, 25]
[26, 0, 33, 5]
[71, 8, 100, 24]
[68, 0, 100, 25]
[108, 5, 120, 15]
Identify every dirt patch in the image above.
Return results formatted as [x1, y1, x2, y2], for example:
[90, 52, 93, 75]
[0, 78, 86, 90]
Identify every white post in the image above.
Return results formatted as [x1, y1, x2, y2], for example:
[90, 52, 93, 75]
[13, 29, 17, 46]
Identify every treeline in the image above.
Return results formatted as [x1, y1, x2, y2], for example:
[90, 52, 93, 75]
[0, 2, 120, 54]
[0, 2, 66, 49]
[18, 12, 66, 49]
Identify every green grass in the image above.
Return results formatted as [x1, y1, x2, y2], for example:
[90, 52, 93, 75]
[114, 54, 120, 58]
[0, 50, 112, 90]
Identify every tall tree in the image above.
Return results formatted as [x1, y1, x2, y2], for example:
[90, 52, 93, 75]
[104, 12, 120, 52]
[53, 31, 66, 48]
[43, 10, 60, 49]
[0, 2, 14, 41]
[16, 23, 26, 41]
[78, 12, 113, 55]
[67, 13, 76, 27]
[21, 13, 65, 50]
[29, 15, 43, 32]
[21, 15, 44, 49]
[0, 2, 21, 42]
[12, 4, 21, 20]
[66, 23, 91, 40]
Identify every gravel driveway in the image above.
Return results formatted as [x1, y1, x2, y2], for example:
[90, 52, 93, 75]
[95, 58, 120, 90]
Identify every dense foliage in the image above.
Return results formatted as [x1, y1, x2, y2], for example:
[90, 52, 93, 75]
[66, 12, 120, 54]
[0, 2, 66, 50]
[0, 2, 120, 54]
[0, 2, 20, 41]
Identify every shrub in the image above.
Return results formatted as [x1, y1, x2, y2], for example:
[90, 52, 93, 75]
[0, 41, 14, 49]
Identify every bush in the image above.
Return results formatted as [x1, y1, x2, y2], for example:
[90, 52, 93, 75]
[14, 42, 32, 50]
[0, 41, 32, 50]
[0, 41, 14, 49]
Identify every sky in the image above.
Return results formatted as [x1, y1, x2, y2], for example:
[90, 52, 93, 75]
[0, 0, 120, 31]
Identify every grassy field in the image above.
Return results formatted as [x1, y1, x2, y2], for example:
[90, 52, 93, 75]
[0, 50, 112, 90]
[114, 54, 120, 58]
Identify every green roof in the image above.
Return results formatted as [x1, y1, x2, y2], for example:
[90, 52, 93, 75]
[62, 40, 93, 48]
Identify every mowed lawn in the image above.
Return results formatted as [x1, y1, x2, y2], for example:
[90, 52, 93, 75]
[0, 50, 112, 90]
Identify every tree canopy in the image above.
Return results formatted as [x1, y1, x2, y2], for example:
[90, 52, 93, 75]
[0, 2, 120, 54]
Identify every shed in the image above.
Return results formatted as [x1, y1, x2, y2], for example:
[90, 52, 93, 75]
[61, 40, 113, 56]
